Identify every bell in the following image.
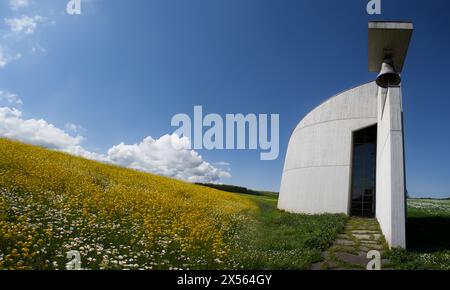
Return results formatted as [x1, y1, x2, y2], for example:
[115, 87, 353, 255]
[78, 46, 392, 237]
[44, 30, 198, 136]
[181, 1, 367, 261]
[376, 59, 401, 88]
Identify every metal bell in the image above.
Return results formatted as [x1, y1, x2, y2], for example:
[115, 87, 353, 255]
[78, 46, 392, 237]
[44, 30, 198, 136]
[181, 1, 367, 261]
[376, 59, 401, 88]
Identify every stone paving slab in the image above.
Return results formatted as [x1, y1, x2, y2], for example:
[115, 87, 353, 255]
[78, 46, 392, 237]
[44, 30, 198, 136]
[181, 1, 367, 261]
[354, 234, 372, 240]
[311, 217, 390, 270]
[336, 239, 356, 246]
[351, 230, 379, 234]
[335, 252, 370, 265]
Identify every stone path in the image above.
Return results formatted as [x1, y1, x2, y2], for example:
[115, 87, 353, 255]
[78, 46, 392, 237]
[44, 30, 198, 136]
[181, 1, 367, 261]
[311, 217, 392, 270]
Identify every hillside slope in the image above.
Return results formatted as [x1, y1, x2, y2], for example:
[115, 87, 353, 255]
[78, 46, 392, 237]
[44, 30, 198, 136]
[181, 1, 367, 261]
[0, 138, 257, 270]
[0, 138, 347, 270]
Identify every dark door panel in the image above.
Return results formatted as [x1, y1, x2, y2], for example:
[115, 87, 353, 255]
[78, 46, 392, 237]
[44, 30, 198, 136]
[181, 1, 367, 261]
[350, 125, 377, 218]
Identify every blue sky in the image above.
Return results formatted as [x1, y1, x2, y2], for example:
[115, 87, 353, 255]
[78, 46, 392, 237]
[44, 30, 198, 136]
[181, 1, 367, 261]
[0, 0, 449, 197]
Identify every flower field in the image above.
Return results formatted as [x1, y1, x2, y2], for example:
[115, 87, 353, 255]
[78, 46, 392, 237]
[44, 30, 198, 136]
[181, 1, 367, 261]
[0, 138, 256, 270]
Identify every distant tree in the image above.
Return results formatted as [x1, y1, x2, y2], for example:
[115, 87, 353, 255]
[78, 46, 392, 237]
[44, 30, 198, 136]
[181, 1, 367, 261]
[196, 183, 261, 196]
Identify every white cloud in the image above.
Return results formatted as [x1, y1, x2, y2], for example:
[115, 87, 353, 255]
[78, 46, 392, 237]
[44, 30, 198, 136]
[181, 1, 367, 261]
[0, 91, 23, 105]
[0, 52, 5, 68]
[0, 107, 83, 149]
[107, 135, 231, 183]
[65, 145, 110, 163]
[9, 0, 29, 11]
[65, 123, 85, 134]
[5, 15, 44, 35]
[215, 161, 230, 166]
[0, 106, 230, 183]
[0, 46, 22, 68]
[31, 43, 46, 54]
[65, 123, 78, 132]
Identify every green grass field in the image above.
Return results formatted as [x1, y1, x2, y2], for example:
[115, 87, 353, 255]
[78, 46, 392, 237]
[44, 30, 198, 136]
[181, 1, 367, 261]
[230, 194, 347, 269]
[386, 199, 450, 270]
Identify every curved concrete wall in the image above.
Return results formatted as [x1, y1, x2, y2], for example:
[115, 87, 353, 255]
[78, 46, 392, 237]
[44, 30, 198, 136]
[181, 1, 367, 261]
[278, 82, 378, 214]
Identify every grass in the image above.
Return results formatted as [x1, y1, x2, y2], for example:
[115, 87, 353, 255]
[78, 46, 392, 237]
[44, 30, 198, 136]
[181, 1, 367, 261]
[385, 199, 450, 270]
[229, 194, 347, 269]
[0, 138, 346, 270]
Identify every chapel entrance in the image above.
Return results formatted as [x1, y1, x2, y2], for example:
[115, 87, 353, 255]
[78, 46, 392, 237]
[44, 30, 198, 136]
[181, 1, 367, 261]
[350, 125, 377, 218]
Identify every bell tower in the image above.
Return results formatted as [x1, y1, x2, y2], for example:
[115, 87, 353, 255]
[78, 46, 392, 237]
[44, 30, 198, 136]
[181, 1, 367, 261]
[368, 21, 413, 248]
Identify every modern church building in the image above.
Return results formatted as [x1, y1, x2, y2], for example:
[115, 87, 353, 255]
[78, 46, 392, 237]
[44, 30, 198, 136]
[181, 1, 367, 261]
[278, 22, 413, 248]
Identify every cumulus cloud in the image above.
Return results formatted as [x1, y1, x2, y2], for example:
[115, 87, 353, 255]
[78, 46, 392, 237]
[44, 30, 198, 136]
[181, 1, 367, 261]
[0, 107, 83, 149]
[107, 135, 231, 182]
[0, 105, 230, 183]
[215, 161, 230, 166]
[9, 0, 29, 11]
[5, 15, 44, 35]
[65, 145, 110, 163]
[0, 91, 23, 105]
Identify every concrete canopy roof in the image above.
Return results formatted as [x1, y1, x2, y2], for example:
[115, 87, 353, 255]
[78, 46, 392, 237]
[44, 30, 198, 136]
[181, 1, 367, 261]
[368, 21, 413, 73]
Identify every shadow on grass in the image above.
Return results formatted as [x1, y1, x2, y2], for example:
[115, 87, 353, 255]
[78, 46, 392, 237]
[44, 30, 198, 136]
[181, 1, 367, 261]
[406, 217, 450, 252]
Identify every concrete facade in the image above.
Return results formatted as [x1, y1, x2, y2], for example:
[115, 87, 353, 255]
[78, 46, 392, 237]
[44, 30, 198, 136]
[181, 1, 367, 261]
[278, 81, 407, 248]
[279, 82, 378, 214]
[375, 86, 406, 248]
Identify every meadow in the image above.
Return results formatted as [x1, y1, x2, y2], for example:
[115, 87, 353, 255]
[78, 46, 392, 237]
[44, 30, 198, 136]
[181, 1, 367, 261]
[386, 199, 450, 269]
[229, 193, 347, 269]
[4, 138, 446, 270]
[0, 138, 345, 270]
